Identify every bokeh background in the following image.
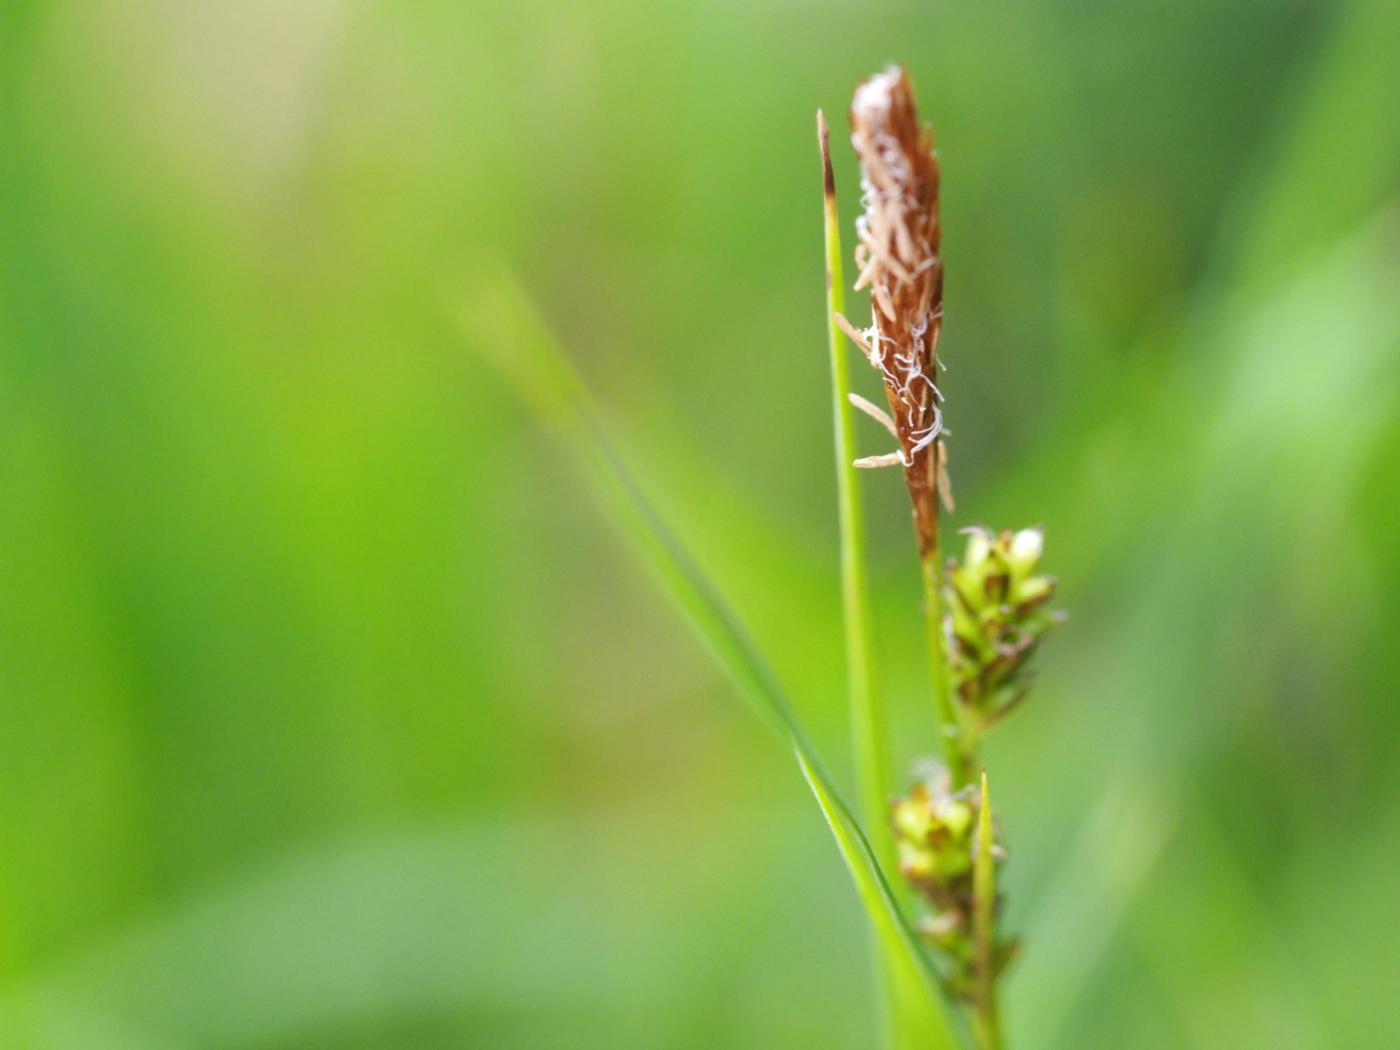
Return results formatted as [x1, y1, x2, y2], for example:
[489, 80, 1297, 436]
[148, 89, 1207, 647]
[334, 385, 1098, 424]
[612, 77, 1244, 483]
[3, 0, 1399, 1046]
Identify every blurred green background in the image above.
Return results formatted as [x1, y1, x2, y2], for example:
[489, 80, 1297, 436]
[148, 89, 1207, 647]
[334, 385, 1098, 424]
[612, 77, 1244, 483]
[3, 0, 1399, 1046]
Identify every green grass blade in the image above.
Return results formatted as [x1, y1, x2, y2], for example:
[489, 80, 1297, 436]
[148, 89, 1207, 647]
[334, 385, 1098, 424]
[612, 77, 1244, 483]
[799, 750, 961, 1049]
[449, 264, 960, 1049]
[819, 110, 892, 861]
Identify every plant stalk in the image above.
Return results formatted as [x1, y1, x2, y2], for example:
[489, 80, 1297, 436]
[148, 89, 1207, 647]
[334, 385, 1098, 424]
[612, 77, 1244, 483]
[921, 551, 971, 788]
[821, 109, 909, 1050]
[972, 772, 1001, 1050]
[820, 110, 893, 858]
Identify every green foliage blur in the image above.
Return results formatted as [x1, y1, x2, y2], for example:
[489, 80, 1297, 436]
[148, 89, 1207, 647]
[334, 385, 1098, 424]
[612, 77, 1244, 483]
[3, 1, 1399, 1046]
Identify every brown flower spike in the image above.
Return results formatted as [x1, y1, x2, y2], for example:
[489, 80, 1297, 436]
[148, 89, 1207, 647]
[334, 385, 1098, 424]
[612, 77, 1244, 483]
[837, 67, 949, 558]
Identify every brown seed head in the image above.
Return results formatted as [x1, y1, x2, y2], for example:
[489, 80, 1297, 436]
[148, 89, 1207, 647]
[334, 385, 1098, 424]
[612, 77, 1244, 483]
[848, 67, 947, 557]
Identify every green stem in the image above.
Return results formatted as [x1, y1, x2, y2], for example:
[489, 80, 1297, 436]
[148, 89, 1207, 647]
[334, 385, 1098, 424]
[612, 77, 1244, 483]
[921, 553, 972, 788]
[820, 111, 892, 857]
[821, 111, 906, 1050]
[972, 772, 1001, 1050]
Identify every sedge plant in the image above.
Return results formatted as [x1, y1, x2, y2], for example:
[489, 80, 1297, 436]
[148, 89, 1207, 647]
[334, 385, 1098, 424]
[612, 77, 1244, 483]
[454, 62, 1062, 1050]
[827, 67, 1064, 1049]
